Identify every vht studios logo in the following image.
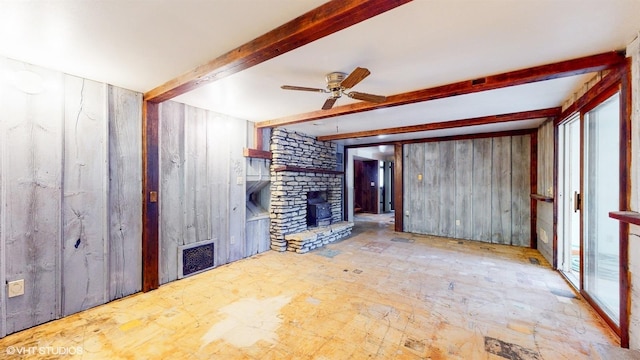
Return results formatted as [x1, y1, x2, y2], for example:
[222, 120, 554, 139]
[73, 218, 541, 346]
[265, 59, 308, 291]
[5, 346, 84, 356]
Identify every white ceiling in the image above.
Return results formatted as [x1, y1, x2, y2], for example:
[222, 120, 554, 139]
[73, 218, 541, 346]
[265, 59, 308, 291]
[1, 0, 640, 152]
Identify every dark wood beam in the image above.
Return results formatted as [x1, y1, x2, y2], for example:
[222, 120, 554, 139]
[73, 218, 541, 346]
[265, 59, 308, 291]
[257, 51, 625, 128]
[142, 101, 159, 292]
[346, 128, 536, 150]
[144, 0, 412, 102]
[318, 108, 560, 141]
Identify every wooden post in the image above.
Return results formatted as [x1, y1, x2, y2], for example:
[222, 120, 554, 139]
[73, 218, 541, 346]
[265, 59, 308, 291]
[142, 101, 160, 292]
[530, 132, 538, 249]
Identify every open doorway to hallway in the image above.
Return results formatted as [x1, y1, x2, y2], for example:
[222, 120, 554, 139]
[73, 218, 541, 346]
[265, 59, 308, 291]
[346, 145, 395, 220]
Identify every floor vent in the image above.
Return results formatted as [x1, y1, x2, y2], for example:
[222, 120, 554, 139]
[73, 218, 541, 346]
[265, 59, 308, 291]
[178, 241, 215, 279]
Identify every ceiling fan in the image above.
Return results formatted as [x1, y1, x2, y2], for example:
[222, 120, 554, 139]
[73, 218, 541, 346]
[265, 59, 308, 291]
[281, 67, 387, 110]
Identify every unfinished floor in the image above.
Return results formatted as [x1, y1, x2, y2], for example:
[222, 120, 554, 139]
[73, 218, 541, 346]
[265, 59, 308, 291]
[0, 213, 619, 359]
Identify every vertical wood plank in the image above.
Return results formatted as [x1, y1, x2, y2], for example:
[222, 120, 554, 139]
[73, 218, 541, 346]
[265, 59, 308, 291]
[62, 75, 107, 315]
[109, 86, 143, 298]
[394, 143, 403, 232]
[404, 144, 422, 233]
[423, 142, 440, 234]
[185, 107, 211, 244]
[530, 132, 538, 249]
[511, 135, 531, 246]
[207, 112, 230, 266]
[225, 116, 247, 262]
[3, 60, 63, 333]
[438, 141, 455, 237]
[159, 101, 185, 284]
[455, 140, 473, 239]
[472, 138, 493, 242]
[491, 137, 512, 244]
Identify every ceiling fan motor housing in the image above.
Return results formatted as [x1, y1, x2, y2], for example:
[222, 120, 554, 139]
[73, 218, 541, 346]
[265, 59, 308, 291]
[326, 72, 347, 92]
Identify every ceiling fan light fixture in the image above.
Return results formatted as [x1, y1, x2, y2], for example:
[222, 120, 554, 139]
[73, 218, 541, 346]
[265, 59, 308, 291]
[281, 67, 386, 110]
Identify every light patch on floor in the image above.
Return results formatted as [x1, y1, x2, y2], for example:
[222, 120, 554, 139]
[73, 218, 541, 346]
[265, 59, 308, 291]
[201, 295, 291, 348]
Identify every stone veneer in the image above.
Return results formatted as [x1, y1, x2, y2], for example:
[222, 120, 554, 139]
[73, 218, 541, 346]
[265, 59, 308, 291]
[269, 128, 353, 253]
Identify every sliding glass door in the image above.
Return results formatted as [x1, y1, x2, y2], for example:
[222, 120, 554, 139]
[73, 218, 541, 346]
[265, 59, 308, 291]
[583, 93, 620, 324]
[559, 115, 581, 288]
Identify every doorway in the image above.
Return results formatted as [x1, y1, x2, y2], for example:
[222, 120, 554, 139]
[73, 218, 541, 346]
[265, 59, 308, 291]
[557, 91, 621, 328]
[558, 114, 581, 288]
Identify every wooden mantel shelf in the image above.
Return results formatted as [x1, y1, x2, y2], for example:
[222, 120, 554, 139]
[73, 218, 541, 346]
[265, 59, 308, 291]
[243, 148, 272, 160]
[530, 194, 554, 203]
[609, 211, 640, 226]
[272, 165, 343, 175]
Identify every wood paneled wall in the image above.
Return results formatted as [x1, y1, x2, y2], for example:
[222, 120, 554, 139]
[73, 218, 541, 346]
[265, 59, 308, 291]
[403, 135, 531, 246]
[0, 58, 142, 337]
[536, 120, 554, 264]
[158, 101, 248, 285]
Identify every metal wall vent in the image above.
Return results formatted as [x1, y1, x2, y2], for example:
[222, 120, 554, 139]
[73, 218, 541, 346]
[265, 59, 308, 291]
[178, 240, 215, 279]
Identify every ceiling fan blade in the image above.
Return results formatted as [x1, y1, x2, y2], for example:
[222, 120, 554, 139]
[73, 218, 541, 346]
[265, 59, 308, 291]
[322, 97, 337, 110]
[347, 91, 387, 103]
[339, 67, 370, 89]
[281, 85, 326, 93]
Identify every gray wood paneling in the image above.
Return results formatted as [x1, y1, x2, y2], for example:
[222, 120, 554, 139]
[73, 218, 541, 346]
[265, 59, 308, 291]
[511, 135, 531, 247]
[438, 141, 455, 237]
[404, 143, 425, 233]
[423, 142, 440, 234]
[107, 85, 142, 300]
[223, 115, 247, 263]
[471, 138, 493, 242]
[207, 111, 230, 267]
[158, 102, 248, 284]
[2, 60, 63, 334]
[491, 137, 512, 244]
[159, 101, 185, 284]
[0, 58, 143, 337]
[62, 75, 108, 315]
[536, 120, 554, 264]
[537, 120, 554, 197]
[185, 106, 212, 244]
[404, 135, 530, 247]
[455, 140, 473, 239]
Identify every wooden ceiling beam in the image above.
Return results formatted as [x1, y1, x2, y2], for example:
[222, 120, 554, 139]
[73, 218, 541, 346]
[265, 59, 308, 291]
[317, 107, 560, 141]
[144, 0, 412, 103]
[257, 51, 625, 128]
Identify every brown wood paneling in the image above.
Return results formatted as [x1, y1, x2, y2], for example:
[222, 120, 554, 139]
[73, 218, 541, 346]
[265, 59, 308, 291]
[142, 101, 160, 292]
[145, 0, 412, 102]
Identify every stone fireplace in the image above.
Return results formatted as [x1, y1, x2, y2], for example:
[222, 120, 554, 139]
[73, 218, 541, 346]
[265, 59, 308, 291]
[269, 128, 353, 253]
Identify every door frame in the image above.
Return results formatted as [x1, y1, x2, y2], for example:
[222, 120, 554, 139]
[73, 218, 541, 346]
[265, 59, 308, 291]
[553, 60, 632, 347]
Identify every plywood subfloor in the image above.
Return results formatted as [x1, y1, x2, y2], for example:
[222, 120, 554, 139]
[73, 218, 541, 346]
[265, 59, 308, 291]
[0, 217, 617, 359]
